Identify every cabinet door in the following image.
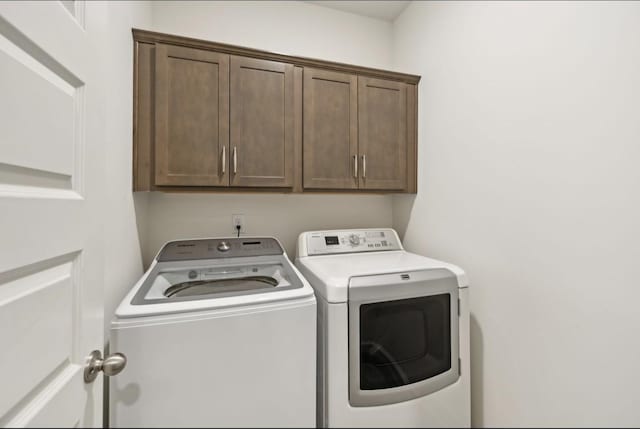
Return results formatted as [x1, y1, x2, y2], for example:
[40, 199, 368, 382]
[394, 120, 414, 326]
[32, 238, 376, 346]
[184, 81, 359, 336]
[155, 44, 229, 186]
[230, 56, 294, 187]
[358, 77, 407, 190]
[303, 68, 358, 189]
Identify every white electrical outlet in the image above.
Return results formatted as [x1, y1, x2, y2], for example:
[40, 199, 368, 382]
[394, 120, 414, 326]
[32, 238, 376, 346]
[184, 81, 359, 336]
[232, 214, 245, 234]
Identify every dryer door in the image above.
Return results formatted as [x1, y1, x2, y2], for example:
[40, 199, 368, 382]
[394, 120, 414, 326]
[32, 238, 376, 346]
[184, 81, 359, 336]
[348, 268, 459, 407]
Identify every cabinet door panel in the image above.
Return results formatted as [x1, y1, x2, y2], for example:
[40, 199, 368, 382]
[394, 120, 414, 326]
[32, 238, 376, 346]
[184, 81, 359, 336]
[155, 44, 229, 186]
[230, 56, 294, 187]
[358, 77, 407, 191]
[303, 68, 358, 189]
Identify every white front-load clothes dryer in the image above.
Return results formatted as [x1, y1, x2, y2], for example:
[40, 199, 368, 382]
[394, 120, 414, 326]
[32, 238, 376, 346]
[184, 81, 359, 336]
[109, 237, 316, 428]
[295, 229, 470, 428]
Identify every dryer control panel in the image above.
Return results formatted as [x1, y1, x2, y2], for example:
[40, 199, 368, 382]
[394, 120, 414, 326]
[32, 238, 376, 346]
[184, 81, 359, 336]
[301, 229, 403, 256]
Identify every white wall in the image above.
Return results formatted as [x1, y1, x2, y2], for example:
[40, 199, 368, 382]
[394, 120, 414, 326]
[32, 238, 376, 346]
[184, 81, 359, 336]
[104, 1, 152, 332]
[144, 193, 392, 264]
[151, 0, 392, 69]
[140, 1, 395, 265]
[392, 1, 640, 426]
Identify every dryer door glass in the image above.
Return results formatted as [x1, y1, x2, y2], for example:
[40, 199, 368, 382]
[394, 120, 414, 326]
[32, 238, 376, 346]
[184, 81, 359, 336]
[348, 268, 460, 407]
[359, 294, 451, 390]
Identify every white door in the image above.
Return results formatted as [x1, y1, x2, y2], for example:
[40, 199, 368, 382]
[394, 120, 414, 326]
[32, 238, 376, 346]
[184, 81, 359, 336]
[0, 1, 107, 427]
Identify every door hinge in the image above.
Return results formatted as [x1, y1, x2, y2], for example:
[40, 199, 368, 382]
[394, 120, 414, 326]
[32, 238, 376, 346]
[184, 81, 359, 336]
[458, 298, 460, 316]
[458, 358, 461, 376]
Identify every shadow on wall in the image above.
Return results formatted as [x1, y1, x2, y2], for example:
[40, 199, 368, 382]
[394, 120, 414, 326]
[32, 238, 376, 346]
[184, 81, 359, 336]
[470, 313, 484, 428]
[132, 193, 149, 267]
[392, 194, 416, 241]
[393, 194, 484, 426]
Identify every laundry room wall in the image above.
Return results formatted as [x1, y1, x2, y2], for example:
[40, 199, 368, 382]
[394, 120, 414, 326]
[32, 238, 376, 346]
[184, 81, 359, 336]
[138, 1, 395, 266]
[391, 1, 640, 426]
[104, 1, 152, 333]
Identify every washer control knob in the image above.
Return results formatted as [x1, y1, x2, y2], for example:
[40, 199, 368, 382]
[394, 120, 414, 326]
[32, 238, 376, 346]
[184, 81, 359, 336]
[349, 234, 360, 246]
[217, 241, 231, 252]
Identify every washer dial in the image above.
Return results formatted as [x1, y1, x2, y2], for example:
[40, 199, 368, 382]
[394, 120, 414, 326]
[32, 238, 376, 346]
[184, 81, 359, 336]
[349, 234, 361, 246]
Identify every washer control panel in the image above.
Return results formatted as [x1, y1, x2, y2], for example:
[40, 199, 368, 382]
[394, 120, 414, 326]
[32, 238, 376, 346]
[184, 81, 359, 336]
[157, 237, 283, 262]
[304, 229, 402, 256]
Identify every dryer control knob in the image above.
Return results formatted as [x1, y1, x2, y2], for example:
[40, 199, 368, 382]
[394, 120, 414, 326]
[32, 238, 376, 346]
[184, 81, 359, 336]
[217, 241, 231, 252]
[349, 234, 360, 246]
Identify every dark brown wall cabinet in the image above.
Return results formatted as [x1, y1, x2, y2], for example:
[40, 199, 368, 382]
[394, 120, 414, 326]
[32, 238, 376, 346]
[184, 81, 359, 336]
[230, 56, 295, 188]
[133, 29, 420, 193]
[303, 68, 358, 190]
[303, 71, 409, 191]
[155, 44, 229, 187]
[358, 77, 407, 191]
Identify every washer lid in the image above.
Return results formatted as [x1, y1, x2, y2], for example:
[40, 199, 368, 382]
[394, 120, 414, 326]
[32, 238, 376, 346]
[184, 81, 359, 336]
[134, 260, 298, 305]
[114, 254, 315, 319]
[295, 251, 468, 303]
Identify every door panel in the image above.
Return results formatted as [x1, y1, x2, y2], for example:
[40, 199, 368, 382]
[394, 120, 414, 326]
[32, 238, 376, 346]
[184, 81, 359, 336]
[0, 1, 105, 427]
[230, 56, 294, 187]
[0, 262, 74, 418]
[155, 44, 229, 186]
[0, 42, 75, 178]
[358, 77, 407, 191]
[303, 68, 358, 189]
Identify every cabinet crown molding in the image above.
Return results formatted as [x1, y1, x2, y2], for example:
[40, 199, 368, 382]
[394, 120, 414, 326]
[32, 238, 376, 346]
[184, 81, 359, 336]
[132, 28, 421, 85]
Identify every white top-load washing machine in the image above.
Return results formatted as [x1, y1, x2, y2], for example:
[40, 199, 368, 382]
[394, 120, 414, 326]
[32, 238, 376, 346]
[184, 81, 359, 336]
[295, 229, 470, 428]
[110, 237, 316, 428]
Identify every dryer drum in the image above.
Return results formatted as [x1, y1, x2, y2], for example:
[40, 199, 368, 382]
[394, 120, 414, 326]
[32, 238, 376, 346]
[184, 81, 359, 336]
[164, 276, 279, 298]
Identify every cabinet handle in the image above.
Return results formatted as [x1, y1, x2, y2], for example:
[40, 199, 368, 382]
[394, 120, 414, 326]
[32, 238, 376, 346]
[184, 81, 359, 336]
[361, 154, 366, 179]
[233, 146, 237, 174]
[221, 146, 226, 174]
[353, 155, 358, 178]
